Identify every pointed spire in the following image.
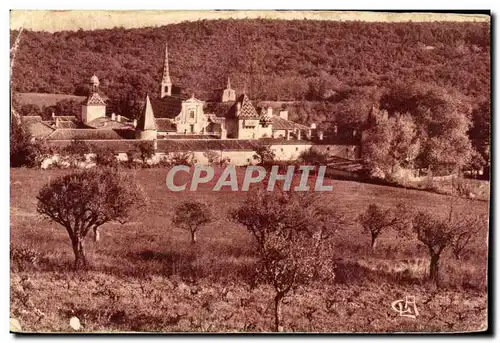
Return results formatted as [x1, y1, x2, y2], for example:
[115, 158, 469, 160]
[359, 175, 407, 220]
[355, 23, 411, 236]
[137, 94, 157, 131]
[226, 76, 231, 90]
[162, 43, 172, 85]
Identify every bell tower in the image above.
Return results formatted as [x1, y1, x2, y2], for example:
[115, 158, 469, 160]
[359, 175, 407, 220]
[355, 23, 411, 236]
[161, 43, 172, 98]
[81, 74, 106, 123]
[222, 76, 236, 102]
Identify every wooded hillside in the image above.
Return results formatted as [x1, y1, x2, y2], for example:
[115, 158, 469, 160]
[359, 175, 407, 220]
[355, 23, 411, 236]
[11, 19, 490, 102]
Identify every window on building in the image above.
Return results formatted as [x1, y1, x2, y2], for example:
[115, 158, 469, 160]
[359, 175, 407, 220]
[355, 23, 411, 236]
[295, 147, 299, 151]
[327, 147, 331, 151]
[189, 110, 195, 119]
[281, 148, 284, 152]
[247, 158, 251, 163]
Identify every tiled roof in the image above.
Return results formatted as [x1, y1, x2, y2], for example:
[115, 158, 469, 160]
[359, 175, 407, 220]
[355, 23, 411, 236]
[46, 128, 134, 140]
[271, 116, 310, 131]
[55, 116, 76, 121]
[156, 118, 177, 132]
[84, 92, 106, 106]
[150, 95, 186, 119]
[137, 95, 157, 131]
[26, 121, 55, 138]
[56, 121, 81, 129]
[20, 115, 43, 125]
[86, 117, 134, 130]
[163, 135, 218, 140]
[235, 94, 259, 119]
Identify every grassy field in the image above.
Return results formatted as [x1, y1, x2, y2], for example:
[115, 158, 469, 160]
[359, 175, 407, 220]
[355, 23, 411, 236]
[10, 168, 490, 333]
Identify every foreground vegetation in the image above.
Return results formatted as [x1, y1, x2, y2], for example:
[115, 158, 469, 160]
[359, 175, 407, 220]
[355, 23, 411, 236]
[10, 168, 489, 332]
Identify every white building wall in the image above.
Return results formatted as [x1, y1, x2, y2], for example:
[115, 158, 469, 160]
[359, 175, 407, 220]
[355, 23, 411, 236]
[237, 119, 260, 139]
[272, 129, 287, 139]
[175, 100, 209, 134]
[81, 105, 105, 123]
[135, 130, 157, 140]
[259, 124, 273, 138]
[272, 144, 313, 161]
[40, 143, 361, 169]
[220, 150, 256, 166]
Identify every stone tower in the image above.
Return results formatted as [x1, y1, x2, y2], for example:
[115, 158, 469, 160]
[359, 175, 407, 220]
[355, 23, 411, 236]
[160, 43, 172, 98]
[136, 94, 157, 140]
[221, 76, 236, 102]
[81, 74, 106, 124]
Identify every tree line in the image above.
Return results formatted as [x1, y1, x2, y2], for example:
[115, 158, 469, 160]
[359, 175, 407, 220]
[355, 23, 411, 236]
[11, 20, 489, 102]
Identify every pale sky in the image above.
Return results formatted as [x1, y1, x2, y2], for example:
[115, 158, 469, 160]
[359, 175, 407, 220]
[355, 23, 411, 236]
[10, 10, 490, 32]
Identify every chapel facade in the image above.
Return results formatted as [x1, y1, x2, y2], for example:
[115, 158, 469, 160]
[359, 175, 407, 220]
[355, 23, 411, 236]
[136, 43, 311, 140]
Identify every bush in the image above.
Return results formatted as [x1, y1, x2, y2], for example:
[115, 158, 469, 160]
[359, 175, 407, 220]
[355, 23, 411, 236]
[95, 147, 118, 168]
[61, 139, 92, 167]
[298, 148, 328, 166]
[10, 119, 49, 168]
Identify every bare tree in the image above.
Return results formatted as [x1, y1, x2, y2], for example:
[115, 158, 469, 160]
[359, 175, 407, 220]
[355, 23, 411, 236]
[412, 212, 451, 286]
[36, 168, 146, 269]
[411, 210, 485, 287]
[450, 214, 485, 261]
[173, 201, 213, 244]
[232, 187, 333, 332]
[357, 203, 409, 249]
[312, 203, 347, 254]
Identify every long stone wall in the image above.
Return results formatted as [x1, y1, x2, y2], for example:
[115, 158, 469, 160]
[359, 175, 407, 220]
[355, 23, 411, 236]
[41, 142, 360, 168]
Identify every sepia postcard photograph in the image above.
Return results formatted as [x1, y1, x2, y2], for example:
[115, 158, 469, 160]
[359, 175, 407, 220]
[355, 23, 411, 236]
[8, 9, 491, 334]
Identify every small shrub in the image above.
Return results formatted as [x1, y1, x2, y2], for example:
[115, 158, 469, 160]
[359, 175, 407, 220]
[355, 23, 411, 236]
[94, 147, 118, 168]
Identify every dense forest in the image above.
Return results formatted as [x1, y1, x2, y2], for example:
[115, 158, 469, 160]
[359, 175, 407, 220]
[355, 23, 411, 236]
[10, 19, 491, 171]
[11, 20, 489, 101]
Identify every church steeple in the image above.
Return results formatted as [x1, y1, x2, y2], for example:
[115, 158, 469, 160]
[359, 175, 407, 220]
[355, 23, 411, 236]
[221, 75, 236, 102]
[161, 43, 172, 98]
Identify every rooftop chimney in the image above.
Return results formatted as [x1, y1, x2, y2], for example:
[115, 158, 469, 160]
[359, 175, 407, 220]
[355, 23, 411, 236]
[117, 114, 121, 122]
[279, 110, 288, 121]
[54, 117, 59, 128]
[310, 123, 317, 130]
[133, 119, 137, 128]
[267, 107, 273, 117]
[111, 113, 116, 121]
